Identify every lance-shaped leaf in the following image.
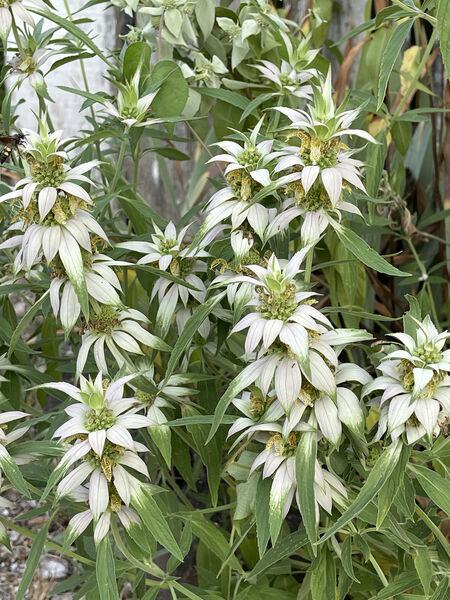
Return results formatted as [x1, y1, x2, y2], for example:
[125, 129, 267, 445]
[0, 444, 30, 498]
[96, 536, 120, 600]
[160, 291, 226, 388]
[296, 414, 318, 547]
[8, 290, 50, 358]
[132, 487, 183, 561]
[377, 18, 415, 109]
[329, 221, 409, 277]
[319, 440, 402, 543]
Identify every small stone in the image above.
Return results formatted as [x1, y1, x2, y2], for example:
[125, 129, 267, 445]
[39, 556, 69, 580]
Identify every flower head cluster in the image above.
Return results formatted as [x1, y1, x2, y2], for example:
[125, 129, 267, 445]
[102, 68, 158, 128]
[0, 123, 106, 284]
[273, 72, 375, 243]
[181, 52, 228, 88]
[253, 60, 313, 100]
[250, 430, 348, 535]
[77, 306, 170, 374]
[363, 316, 450, 444]
[0, 0, 48, 36]
[50, 252, 122, 334]
[39, 373, 153, 543]
[209, 117, 284, 192]
[117, 221, 221, 337]
[218, 250, 371, 414]
[140, 0, 198, 46]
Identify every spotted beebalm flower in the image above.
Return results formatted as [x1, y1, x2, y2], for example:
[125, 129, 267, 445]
[283, 361, 372, 445]
[117, 221, 189, 269]
[118, 222, 221, 336]
[140, 0, 197, 46]
[279, 183, 363, 245]
[42, 373, 153, 456]
[0, 127, 97, 221]
[204, 186, 276, 238]
[181, 52, 227, 88]
[249, 430, 347, 541]
[35, 373, 153, 514]
[209, 118, 285, 192]
[217, 252, 371, 413]
[9, 46, 53, 95]
[253, 60, 314, 100]
[77, 306, 170, 375]
[0, 0, 48, 36]
[102, 68, 158, 128]
[216, 17, 258, 69]
[49, 253, 122, 334]
[0, 207, 107, 276]
[271, 72, 374, 242]
[384, 316, 450, 377]
[239, 0, 290, 40]
[363, 317, 450, 444]
[56, 455, 149, 518]
[227, 390, 284, 448]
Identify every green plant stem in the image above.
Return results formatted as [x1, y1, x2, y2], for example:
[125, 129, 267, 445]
[414, 504, 450, 560]
[304, 246, 314, 283]
[405, 236, 440, 326]
[368, 553, 389, 587]
[110, 135, 128, 193]
[63, 0, 106, 184]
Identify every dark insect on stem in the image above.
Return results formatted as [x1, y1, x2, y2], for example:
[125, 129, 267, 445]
[0, 132, 25, 164]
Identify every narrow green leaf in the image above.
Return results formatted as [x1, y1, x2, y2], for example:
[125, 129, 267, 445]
[320, 440, 403, 543]
[196, 86, 250, 110]
[372, 572, 420, 599]
[311, 545, 336, 600]
[240, 92, 274, 121]
[377, 444, 411, 528]
[96, 537, 119, 600]
[134, 489, 183, 561]
[184, 406, 222, 506]
[8, 290, 49, 359]
[377, 19, 415, 109]
[296, 414, 318, 546]
[246, 527, 307, 581]
[34, 10, 112, 66]
[408, 464, 450, 516]
[430, 577, 450, 600]
[414, 546, 433, 595]
[330, 222, 409, 277]
[341, 536, 359, 583]
[437, 0, 450, 81]
[132, 264, 200, 290]
[182, 513, 242, 571]
[15, 521, 50, 600]
[256, 476, 271, 557]
[160, 291, 226, 389]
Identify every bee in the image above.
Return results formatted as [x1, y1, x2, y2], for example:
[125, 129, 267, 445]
[0, 132, 25, 164]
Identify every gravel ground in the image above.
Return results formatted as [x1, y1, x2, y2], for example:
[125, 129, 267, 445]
[0, 491, 75, 600]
